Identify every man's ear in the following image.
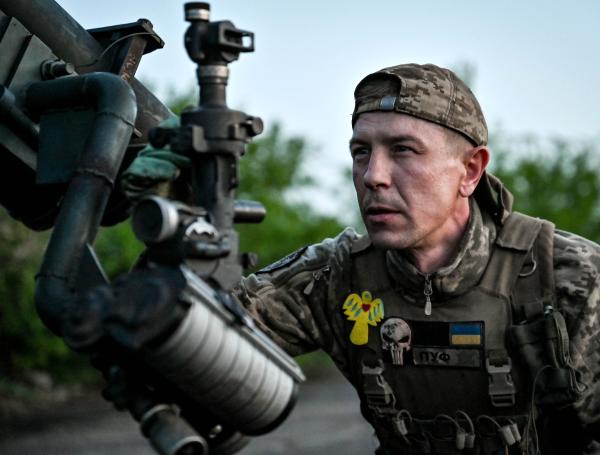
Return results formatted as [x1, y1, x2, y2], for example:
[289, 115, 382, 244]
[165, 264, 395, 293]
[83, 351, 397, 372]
[459, 146, 490, 197]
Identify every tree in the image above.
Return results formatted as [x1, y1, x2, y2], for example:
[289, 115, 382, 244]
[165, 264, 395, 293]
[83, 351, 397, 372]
[237, 123, 345, 268]
[0, 213, 68, 379]
[489, 133, 600, 243]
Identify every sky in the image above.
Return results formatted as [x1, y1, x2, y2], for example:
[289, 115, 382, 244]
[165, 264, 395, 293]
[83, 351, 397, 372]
[55, 0, 600, 214]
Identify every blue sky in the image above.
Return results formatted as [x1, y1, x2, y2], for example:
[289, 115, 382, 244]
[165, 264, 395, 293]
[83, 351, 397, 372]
[57, 0, 600, 212]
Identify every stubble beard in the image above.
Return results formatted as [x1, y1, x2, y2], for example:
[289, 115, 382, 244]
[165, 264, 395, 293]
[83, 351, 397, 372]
[363, 212, 423, 252]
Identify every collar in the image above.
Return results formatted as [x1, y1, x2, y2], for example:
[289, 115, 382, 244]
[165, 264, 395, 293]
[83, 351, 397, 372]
[386, 200, 497, 304]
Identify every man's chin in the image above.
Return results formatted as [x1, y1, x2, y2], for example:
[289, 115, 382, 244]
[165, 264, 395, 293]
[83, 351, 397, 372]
[367, 230, 412, 251]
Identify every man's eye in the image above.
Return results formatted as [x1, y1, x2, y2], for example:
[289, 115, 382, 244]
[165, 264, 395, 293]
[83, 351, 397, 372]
[351, 147, 369, 159]
[392, 144, 413, 154]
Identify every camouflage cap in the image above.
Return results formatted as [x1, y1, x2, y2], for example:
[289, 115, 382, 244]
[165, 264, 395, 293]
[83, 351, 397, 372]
[352, 63, 488, 146]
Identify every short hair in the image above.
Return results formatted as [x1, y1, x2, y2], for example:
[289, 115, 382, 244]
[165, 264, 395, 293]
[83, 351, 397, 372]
[443, 127, 476, 159]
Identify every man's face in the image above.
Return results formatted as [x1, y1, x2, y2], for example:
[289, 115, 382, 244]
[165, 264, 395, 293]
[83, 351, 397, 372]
[351, 112, 469, 251]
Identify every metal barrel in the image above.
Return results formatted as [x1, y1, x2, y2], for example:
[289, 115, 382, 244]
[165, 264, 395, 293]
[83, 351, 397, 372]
[144, 268, 304, 435]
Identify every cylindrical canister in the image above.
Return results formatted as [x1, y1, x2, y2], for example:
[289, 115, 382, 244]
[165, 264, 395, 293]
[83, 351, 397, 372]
[144, 266, 305, 435]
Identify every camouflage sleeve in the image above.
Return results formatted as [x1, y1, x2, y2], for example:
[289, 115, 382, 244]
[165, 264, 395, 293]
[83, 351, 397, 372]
[553, 230, 600, 435]
[232, 228, 359, 368]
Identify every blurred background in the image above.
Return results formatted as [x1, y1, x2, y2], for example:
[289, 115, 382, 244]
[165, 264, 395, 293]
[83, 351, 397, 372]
[1, 0, 599, 453]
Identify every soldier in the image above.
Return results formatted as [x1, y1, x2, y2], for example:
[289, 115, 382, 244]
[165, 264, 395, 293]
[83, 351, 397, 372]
[231, 64, 600, 455]
[123, 64, 600, 454]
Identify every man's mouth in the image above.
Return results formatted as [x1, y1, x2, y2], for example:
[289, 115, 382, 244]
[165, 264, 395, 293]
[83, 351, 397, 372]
[365, 205, 400, 223]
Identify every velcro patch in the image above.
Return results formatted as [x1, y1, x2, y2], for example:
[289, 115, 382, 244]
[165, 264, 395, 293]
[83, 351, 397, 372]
[409, 320, 484, 348]
[380, 319, 485, 369]
[412, 347, 482, 368]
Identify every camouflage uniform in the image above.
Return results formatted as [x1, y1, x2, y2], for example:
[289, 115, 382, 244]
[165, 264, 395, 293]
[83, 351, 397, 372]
[234, 171, 600, 453]
[234, 64, 600, 454]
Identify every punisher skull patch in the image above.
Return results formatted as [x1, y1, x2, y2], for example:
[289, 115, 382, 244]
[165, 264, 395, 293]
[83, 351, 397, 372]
[379, 319, 485, 368]
[380, 318, 412, 365]
[342, 291, 384, 345]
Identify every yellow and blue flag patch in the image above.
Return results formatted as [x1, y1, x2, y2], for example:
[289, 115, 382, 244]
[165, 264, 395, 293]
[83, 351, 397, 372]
[450, 322, 482, 346]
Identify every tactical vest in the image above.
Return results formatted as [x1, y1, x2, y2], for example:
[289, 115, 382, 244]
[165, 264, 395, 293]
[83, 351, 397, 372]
[344, 212, 583, 455]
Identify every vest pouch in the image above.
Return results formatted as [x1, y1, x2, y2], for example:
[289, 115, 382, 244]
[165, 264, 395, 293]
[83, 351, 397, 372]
[508, 310, 584, 408]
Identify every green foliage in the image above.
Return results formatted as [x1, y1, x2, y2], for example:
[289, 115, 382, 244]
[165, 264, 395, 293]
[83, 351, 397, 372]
[489, 133, 600, 243]
[0, 209, 117, 383]
[237, 123, 345, 268]
[164, 85, 197, 116]
[0, 213, 143, 382]
[295, 351, 336, 379]
[95, 220, 144, 278]
[0, 210, 70, 378]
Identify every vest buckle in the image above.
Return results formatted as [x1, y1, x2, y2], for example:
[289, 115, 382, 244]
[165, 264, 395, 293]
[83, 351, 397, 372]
[486, 356, 516, 407]
[362, 362, 396, 415]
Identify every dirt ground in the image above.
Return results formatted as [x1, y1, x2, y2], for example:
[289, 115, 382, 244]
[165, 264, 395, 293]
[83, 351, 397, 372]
[0, 369, 374, 455]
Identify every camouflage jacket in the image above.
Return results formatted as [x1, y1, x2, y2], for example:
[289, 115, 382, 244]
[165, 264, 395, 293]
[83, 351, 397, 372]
[233, 176, 600, 448]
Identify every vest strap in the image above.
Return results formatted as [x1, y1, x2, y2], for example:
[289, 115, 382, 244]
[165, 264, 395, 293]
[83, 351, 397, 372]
[512, 220, 556, 323]
[480, 212, 546, 299]
[486, 349, 516, 407]
[480, 212, 551, 409]
[496, 212, 543, 251]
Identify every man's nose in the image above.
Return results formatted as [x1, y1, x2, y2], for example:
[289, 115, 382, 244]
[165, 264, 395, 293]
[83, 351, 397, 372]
[363, 150, 391, 189]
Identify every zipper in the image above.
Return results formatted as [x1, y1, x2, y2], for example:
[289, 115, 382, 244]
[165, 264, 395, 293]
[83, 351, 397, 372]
[303, 266, 331, 295]
[423, 273, 433, 316]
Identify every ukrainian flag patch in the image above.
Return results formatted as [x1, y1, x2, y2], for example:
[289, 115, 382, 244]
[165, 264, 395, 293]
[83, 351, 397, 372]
[450, 322, 482, 346]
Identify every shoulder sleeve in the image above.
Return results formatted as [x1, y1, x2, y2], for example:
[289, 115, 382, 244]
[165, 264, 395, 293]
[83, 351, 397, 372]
[233, 228, 361, 363]
[553, 230, 600, 432]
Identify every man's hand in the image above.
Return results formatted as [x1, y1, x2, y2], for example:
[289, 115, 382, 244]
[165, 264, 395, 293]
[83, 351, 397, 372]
[120, 116, 191, 202]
